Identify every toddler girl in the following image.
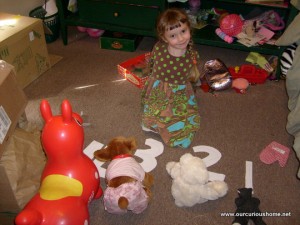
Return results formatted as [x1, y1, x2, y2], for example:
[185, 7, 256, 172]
[141, 8, 201, 148]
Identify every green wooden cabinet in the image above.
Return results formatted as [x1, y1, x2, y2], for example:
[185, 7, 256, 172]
[56, 0, 166, 45]
[56, 0, 298, 77]
[77, 0, 160, 30]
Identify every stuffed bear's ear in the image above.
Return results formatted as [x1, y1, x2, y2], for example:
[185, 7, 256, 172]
[166, 161, 179, 178]
[94, 148, 111, 162]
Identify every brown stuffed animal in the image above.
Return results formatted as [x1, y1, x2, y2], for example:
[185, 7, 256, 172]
[94, 136, 154, 214]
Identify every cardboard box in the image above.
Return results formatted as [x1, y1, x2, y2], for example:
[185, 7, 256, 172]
[100, 31, 142, 52]
[0, 12, 51, 88]
[0, 60, 27, 157]
[117, 52, 151, 88]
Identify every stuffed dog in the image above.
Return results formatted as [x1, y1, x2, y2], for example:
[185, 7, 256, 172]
[94, 136, 154, 214]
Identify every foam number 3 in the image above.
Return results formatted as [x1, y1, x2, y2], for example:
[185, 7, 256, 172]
[135, 138, 164, 172]
[193, 145, 226, 181]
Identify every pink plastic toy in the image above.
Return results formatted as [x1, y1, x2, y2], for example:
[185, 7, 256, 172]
[189, 0, 201, 8]
[215, 28, 234, 43]
[77, 26, 87, 32]
[15, 99, 103, 225]
[232, 78, 249, 94]
[77, 26, 105, 38]
[189, 0, 201, 13]
[87, 28, 105, 38]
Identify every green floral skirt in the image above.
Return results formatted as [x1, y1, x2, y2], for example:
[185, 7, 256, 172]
[141, 77, 200, 148]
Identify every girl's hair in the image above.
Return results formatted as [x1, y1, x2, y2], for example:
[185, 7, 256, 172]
[156, 8, 200, 83]
[156, 8, 191, 41]
[188, 40, 201, 83]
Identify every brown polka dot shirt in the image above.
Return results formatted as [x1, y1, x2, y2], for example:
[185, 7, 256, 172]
[151, 41, 199, 85]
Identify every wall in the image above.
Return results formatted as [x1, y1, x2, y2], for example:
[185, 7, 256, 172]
[0, 0, 46, 16]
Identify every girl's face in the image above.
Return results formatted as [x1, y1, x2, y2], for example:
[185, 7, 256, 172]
[163, 22, 191, 55]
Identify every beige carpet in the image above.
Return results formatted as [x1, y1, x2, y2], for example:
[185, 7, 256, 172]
[17, 27, 300, 225]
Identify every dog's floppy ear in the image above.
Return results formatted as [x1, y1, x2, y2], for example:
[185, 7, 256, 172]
[125, 137, 137, 153]
[94, 148, 112, 162]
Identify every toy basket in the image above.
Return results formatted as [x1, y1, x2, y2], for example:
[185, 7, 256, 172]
[117, 52, 151, 88]
[29, 6, 60, 43]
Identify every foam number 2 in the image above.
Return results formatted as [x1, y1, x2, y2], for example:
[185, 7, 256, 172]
[193, 145, 226, 181]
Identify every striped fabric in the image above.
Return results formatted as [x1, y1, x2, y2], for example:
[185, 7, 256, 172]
[280, 43, 298, 79]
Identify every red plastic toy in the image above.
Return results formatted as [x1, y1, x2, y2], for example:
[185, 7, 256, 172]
[15, 99, 103, 225]
[220, 14, 243, 36]
[228, 64, 269, 84]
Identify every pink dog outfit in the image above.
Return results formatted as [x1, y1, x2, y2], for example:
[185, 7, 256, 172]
[103, 155, 148, 214]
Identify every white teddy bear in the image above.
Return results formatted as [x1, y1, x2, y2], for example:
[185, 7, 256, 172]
[166, 153, 228, 207]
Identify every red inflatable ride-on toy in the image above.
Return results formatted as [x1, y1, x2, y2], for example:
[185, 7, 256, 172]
[15, 99, 103, 225]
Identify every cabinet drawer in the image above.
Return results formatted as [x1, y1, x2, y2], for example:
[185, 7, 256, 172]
[105, 0, 164, 7]
[78, 1, 160, 30]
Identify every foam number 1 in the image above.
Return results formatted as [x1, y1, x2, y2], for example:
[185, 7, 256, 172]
[83, 140, 106, 178]
[193, 145, 226, 181]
